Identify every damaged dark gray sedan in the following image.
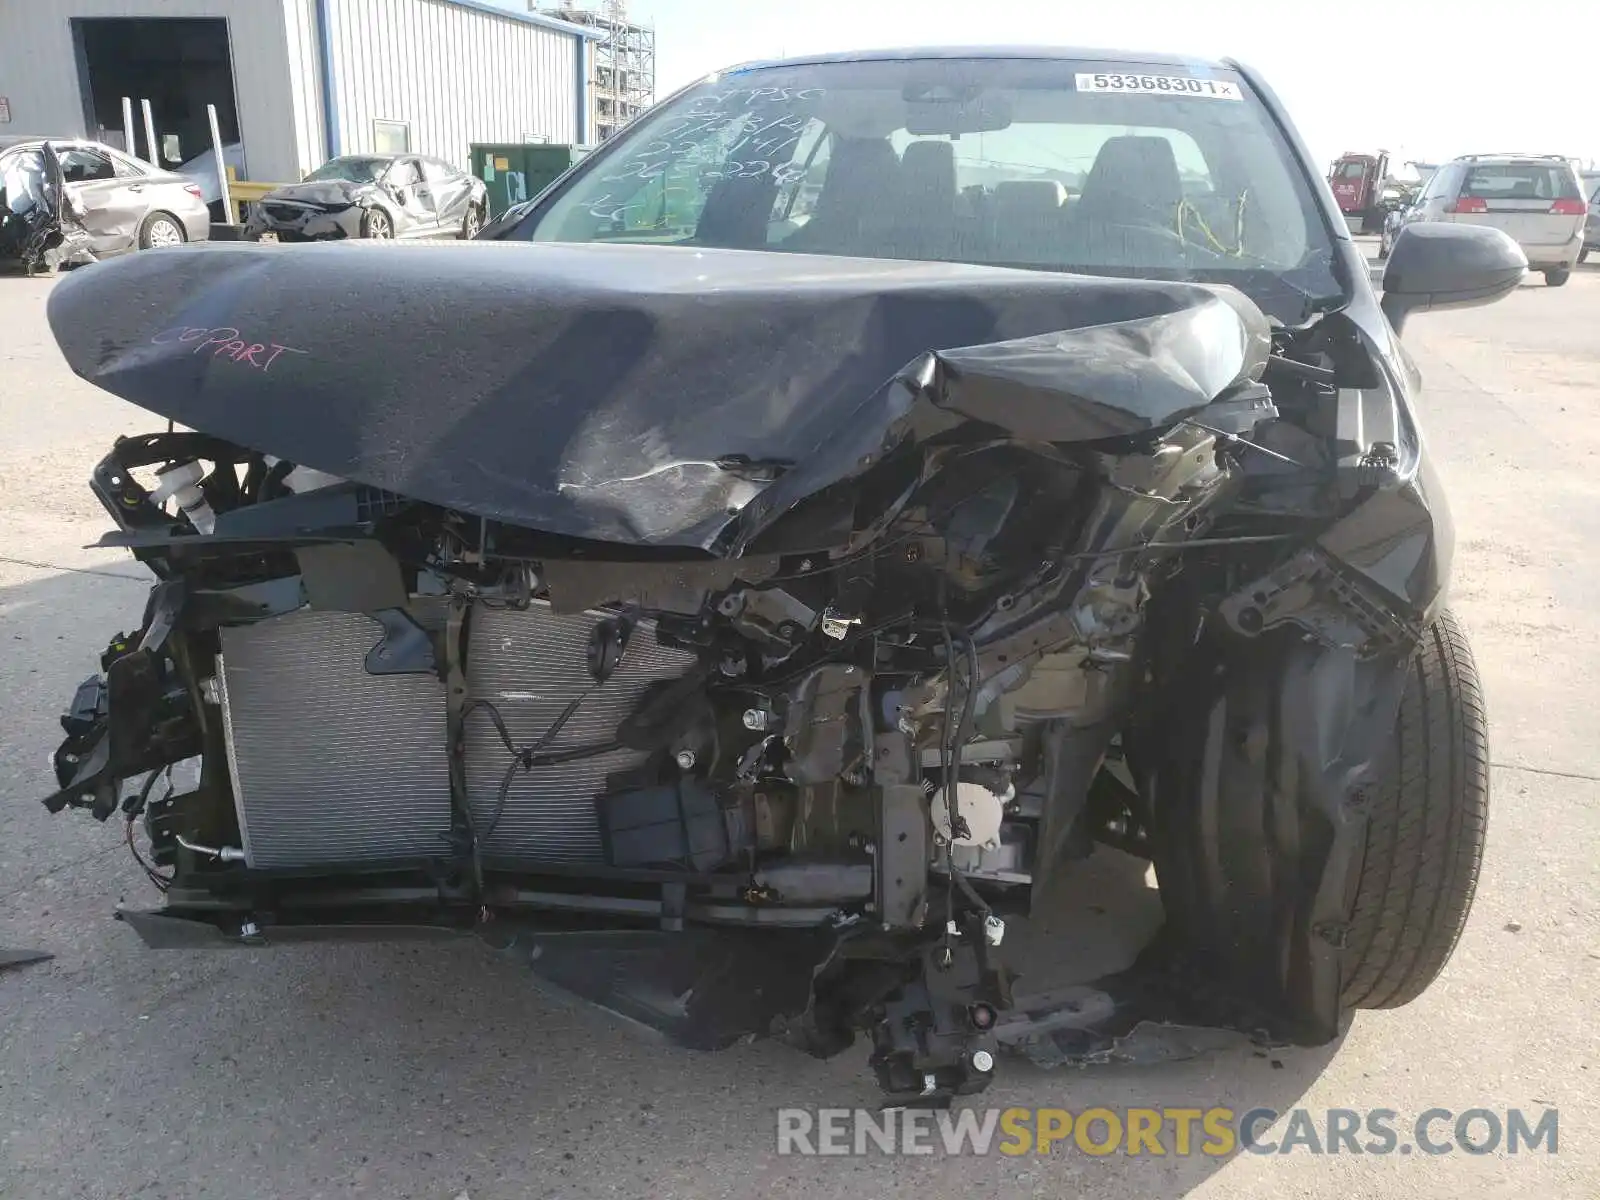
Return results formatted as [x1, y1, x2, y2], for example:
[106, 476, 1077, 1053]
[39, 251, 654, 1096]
[41, 47, 1525, 1103]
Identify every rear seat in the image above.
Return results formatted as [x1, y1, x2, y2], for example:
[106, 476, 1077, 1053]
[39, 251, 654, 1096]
[988, 179, 1069, 264]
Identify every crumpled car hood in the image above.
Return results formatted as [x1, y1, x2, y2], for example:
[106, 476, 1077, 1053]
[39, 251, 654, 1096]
[46, 241, 1269, 550]
[261, 179, 367, 207]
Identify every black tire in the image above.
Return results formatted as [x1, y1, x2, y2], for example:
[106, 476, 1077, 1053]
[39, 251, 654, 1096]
[138, 211, 186, 250]
[1342, 609, 1488, 1009]
[1544, 268, 1570, 287]
[361, 208, 394, 240]
[1579, 247, 1589, 266]
[459, 202, 483, 240]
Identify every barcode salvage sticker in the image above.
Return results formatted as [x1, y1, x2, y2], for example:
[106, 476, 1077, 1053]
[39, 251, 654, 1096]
[1075, 72, 1242, 100]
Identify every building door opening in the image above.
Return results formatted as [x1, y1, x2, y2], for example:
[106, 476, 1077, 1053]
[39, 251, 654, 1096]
[73, 17, 239, 174]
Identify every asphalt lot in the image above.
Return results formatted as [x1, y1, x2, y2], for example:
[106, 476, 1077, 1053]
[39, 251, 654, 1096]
[1, 244, 1597, 1199]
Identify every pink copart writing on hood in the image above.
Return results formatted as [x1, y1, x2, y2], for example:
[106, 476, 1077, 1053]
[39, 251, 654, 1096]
[149, 325, 308, 372]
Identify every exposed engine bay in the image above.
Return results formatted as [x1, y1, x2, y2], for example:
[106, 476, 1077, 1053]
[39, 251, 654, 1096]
[40, 240, 1449, 1102]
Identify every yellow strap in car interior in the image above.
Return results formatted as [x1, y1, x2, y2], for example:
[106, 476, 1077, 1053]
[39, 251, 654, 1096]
[1175, 190, 1251, 259]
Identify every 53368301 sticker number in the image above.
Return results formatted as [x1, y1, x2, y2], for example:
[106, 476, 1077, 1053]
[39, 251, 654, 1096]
[1075, 73, 1242, 100]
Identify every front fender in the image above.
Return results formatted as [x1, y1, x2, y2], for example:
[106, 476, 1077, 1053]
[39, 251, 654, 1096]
[1318, 314, 1453, 620]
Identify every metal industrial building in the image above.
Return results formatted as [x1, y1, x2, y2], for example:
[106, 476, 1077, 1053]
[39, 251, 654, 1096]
[538, 1, 655, 141]
[0, 0, 600, 186]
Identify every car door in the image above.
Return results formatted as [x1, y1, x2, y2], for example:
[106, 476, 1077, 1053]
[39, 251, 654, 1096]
[1329, 159, 1368, 214]
[0, 147, 54, 247]
[55, 144, 145, 253]
[110, 151, 196, 236]
[384, 157, 438, 236]
[0, 146, 46, 220]
[422, 158, 469, 231]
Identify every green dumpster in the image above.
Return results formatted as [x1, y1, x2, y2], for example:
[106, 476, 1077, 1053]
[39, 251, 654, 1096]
[470, 143, 592, 220]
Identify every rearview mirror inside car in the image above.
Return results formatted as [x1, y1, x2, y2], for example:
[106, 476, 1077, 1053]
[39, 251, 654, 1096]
[903, 83, 1013, 135]
[1381, 222, 1527, 334]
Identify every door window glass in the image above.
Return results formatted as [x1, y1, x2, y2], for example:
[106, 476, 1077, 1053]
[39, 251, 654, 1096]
[58, 148, 115, 184]
[388, 159, 422, 188]
[771, 122, 831, 232]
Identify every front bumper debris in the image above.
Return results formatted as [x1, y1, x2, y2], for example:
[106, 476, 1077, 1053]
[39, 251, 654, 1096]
[244, 203, 365, 242]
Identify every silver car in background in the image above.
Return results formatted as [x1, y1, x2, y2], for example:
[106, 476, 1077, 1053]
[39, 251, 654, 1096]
[0, 136, 210, 258]
[1397, 153, 1586, 286]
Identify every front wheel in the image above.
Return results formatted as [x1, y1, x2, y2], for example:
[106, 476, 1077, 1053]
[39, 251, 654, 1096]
[459, 202, 483, 240]
[361, 208, 394, 240]
[1544, 268, 1571, 287]
[1579, 247, 1589, 265]
[1341, 610, 1489, 1009]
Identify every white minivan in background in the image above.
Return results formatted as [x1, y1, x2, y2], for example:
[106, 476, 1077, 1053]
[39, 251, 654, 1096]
[1400, 153, 1586, 286]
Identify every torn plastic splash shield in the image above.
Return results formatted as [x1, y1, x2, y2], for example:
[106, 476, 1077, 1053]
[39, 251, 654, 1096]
[47, 241, 1268, 552]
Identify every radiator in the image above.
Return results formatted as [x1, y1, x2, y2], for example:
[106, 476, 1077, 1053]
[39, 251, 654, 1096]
[216, 601, 695, 870]
[463, 605, 698, 863]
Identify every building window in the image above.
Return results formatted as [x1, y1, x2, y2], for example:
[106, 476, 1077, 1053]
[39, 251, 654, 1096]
[373, 119, 410, 155]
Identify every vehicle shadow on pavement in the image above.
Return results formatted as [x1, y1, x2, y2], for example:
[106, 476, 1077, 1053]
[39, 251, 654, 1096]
[0, 267, 65, 284]
[1, 564, 1343, 1200]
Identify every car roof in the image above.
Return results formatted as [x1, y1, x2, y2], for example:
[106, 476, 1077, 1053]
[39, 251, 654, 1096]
[720, 44, 1236, 73]
[0, 138, 182, 179]
[1449, 153, 1576, 166]
[2, 135, 139, 156]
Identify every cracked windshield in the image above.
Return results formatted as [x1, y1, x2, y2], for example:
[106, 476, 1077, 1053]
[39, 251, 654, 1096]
[525, 57, 1341, 314]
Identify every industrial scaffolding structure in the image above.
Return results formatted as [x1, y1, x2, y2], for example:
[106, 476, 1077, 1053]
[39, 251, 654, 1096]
[537, 0, 656, 141]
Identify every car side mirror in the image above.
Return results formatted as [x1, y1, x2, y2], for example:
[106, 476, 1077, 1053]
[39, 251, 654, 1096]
[1380, 222, 1527, 334]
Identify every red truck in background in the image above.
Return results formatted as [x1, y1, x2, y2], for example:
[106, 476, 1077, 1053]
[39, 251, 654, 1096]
[1329, 150, 1390, 232]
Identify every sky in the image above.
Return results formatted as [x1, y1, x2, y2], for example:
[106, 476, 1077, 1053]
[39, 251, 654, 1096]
[527, 0, 1600, 172]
